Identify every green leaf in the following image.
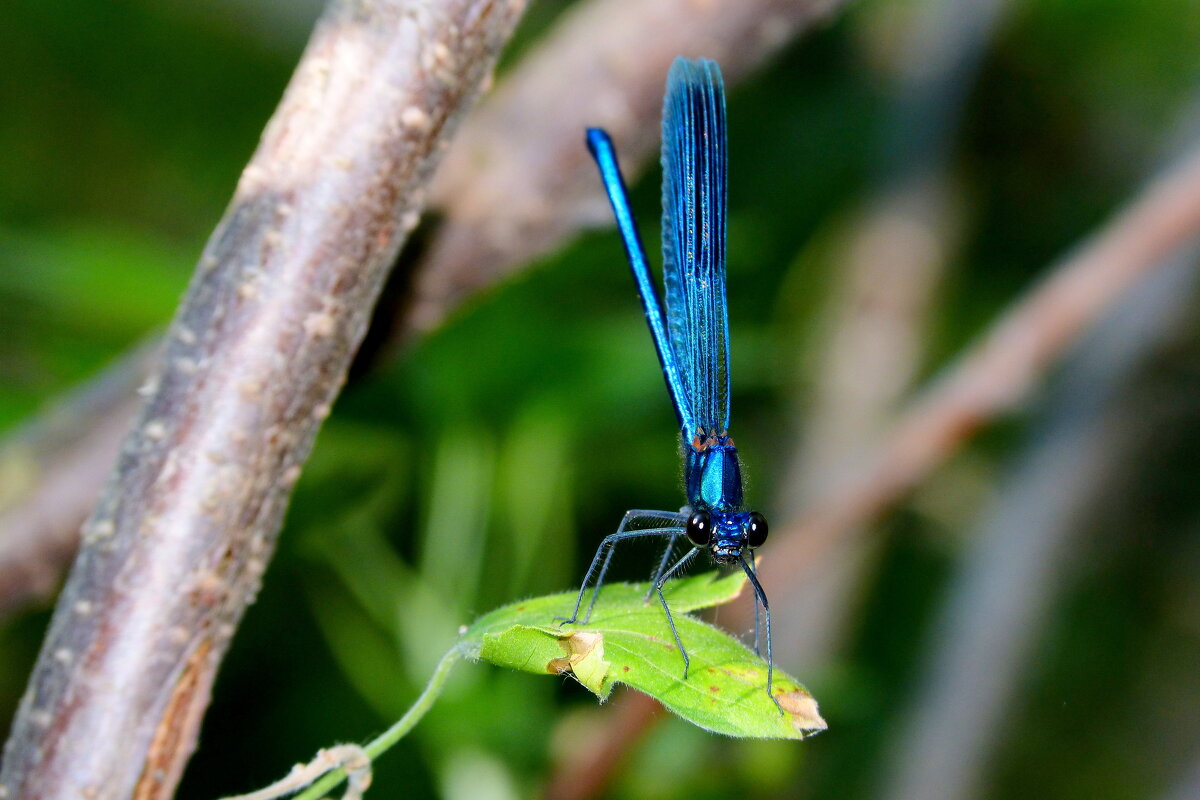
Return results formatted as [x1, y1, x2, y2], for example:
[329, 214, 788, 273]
[459, 570, 826, 739]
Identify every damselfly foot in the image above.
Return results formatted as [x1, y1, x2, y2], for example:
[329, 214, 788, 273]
[654, 547, 698, 679]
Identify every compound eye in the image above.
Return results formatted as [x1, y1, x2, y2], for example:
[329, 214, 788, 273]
[746, 511, 768, 548]
[685, 510, 713, 547]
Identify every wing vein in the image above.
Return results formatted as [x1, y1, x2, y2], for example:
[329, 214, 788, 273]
[661, 58, 730, 436]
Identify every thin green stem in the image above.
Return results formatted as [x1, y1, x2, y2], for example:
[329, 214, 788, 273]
[292, 646, 462, 800]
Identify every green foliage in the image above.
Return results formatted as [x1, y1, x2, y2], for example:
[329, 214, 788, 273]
[268, 572, 820, 800]
[463, 571, 826, 738]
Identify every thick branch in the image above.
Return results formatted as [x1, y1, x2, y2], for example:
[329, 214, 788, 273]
[0, 2, 524, 798]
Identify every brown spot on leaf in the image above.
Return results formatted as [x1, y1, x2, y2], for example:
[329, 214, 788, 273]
[545, 631, 604, 676]
[718, 665, 759, 681]
[709, 685, 720, 693]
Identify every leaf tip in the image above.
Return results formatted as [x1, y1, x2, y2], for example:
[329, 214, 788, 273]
[777, 689, 827, 736]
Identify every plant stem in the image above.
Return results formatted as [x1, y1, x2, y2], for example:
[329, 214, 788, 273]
[293, 647, 463, 800]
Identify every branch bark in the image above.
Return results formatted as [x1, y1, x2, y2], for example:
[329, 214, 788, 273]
[0, 2, 524, 798]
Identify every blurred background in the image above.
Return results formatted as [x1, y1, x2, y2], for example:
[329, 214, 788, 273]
[2, 1, 1199, 798]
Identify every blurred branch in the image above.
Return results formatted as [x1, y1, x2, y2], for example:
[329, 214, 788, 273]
[543, 693, 662, 800]
[0, 2, 524, 798]
[405, 0, 849, 337]
[1165, 747, 1200, 800]
[778, 183, 955, 517]
[771, 0, 1008, 668]
[881, 250, 1200, 800]
[0, 342, 156, 613]
[761, 139, 1200, 608]
[767, 179, 956, 669]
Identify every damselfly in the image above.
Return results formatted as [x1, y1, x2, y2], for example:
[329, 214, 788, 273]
[562, 58, 781, 712]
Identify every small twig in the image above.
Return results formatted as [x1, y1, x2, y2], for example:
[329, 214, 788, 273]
[768, 0, 1008, 670]
[880, 252, 1200, 800]
[220, 745, 372, 800]
[0, 2, 524, 799]
[760, 139, 1200, 611]
[221, 643, 462, 800]
[291, 647, 462, 800]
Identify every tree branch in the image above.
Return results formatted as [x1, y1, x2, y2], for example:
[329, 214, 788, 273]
[0, 342, 157, 614]
[761, 140, 1200, 607]
[0, 2, 524, 798]
[879, 251, 1199, 800]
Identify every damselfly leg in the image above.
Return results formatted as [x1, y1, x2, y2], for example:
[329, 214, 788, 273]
[741, 554, 784, 715]
[654, 548, 700, 679]
[747, 556, 762, 656]
[645, 533, 682, 602]
[558, 510, 685, 626]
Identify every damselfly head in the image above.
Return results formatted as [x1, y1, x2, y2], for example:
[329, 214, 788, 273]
[686, 509, 769, 564]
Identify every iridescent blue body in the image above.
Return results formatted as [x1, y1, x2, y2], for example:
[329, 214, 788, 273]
[686, 437, 750, 564]
[562, 58, 781, 712]
[686, 437, 742, 511]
